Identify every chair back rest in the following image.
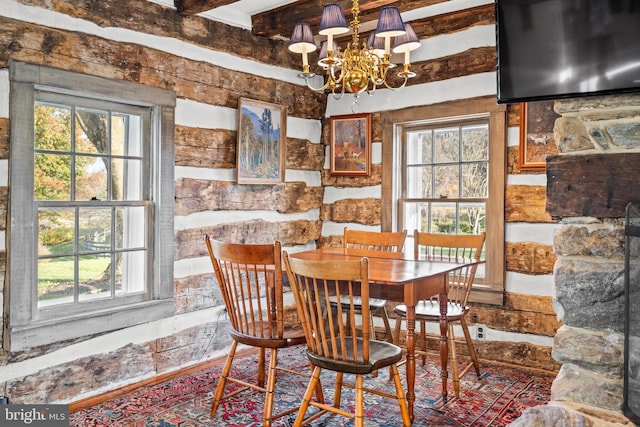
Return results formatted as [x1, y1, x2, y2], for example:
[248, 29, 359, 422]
[205, 236, 284, 340]
[343, 227, 407, 252]
[283, 252, 371, 365]
[413, 231, 485, 261]
[414, 231, 486, 305]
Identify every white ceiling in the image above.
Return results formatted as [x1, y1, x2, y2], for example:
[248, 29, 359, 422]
[149, 0, 299, 30]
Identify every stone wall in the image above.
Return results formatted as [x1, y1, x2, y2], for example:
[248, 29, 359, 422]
[513, 94, 640, 426]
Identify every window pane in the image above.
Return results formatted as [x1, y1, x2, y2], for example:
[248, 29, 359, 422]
[38, 257, 74, 307]
[462, 124, 489, 161]
[38, 208, 75, 256]
[75, 108, 108, 154]
[79, 207, 111, 255]
[35, 153, 72, 201]
[404, 202, 429, 233]
[407, 131, 432, 165]
[76, 156, 108, 201]
[434, 165, 459, 198]
[407, 166, 432, 198]
[431, 202, 457, 233]
[112, 159, 143, 201]
[462, 162, 488, 198]
[116, 251, 146, 295]
[112, 114, 142, 157]
[115, 206, 147, 249]
[35, 104, 71, 151]
[434, 128, 459, 163]
[78, 255, 112, 302]
[460, 202, 486, 235]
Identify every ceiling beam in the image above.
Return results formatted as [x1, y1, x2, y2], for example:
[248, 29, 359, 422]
[252, 0, 448, 38]
[175, 0, 237, 15]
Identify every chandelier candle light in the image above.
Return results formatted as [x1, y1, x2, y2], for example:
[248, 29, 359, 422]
[288, 1, 421, 97]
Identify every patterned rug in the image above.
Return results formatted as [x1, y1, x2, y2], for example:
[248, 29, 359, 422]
[70, 345, 554, 426]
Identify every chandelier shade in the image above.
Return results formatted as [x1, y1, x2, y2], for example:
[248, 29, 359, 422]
[375, 7, 405, 38]
[288, 0, 421, 97]
[319, 4, 349, 36]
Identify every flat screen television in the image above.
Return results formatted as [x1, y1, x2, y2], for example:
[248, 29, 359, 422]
[496, 0, 640, 104]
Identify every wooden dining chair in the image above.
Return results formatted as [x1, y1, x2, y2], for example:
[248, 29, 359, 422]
[340, 227, 407, 343]
[393, 230, 486, 398]
[283, 252, 411, 427]
[204, 236, 322, 427]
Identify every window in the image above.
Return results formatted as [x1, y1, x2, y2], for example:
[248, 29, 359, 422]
[402, 119, 488, 237]
[8, 61, 176, 351]
[382, 97, 506, 304]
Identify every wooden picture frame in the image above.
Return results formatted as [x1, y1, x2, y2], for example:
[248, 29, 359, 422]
[237, 98, 286, 184]
[519, 100, 560, 170]
[329, 113, 371, 176]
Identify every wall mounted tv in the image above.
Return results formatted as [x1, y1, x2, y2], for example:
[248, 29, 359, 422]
[496, 0, 640, 104]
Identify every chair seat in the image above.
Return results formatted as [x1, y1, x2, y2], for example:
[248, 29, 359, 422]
[331, 295, 388, 309]
[306, 338, 403, 375]
[394, 300, 468, 320]
[230, 322, 307, 348]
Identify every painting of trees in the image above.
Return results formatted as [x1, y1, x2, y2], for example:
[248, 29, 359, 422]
[236, 98, 285, 184]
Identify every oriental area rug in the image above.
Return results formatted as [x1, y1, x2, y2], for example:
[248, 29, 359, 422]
[70, 346, 554, 426]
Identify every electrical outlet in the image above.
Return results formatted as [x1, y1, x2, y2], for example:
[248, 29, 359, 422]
[476, 324, 486, 340]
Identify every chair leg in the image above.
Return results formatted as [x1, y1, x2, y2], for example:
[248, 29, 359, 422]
[262, 348, 278, 427]
[257, 347, 266, 388]
[389, 364, 411, 427]
[375, 306, 394, 343]
[333, 372, 344, 408]
[420, 319, 427, 366]
[211, 340, 238, 417]
[461, 317, 481, 377]
[448, 323, 461, 398]
[294, 366, 322, 427]
[354, 374, 365, 427]
[393, 316, 402, 345]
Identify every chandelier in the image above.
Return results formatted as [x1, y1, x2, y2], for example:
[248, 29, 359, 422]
[288, 1, 420, 97]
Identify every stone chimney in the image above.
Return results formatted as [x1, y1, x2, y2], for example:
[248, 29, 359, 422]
[512, 94, 640, 426]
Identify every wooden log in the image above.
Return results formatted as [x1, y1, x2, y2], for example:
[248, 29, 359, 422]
[175, 126, 236, 168]
[320, 198, 382, 225]
[547, 152, 640, 218]
[506, 185, 554, 223]
[175, 219, 323, 259]
[286, 138, 325, 171]
[506, 242, 556, 275]
[174, 179, 323, 215]
[322, 164, 382, 187]
[0, 118, 8, 159]
[252, 0, 448, 38]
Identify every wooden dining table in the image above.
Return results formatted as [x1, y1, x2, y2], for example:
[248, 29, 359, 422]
[288, 246, 479, 422]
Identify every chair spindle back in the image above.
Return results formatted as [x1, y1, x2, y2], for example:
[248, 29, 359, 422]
[284, 253, 371, 366]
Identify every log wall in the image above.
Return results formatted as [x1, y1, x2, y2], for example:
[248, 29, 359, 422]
[0, 0, 564, 406]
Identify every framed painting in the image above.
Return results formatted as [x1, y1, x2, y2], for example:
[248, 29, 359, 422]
[519, 100, 560, 170]
[237, 98, 286, 184]
[329, 113, 371, 176]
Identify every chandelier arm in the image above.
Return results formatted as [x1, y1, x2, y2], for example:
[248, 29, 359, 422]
[303, 75, 332, 92]
[381, 74, 409, 91]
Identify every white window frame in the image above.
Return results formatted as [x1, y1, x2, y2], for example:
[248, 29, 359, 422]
[7, 61, 176, 351]
[382, 97, 506, 304]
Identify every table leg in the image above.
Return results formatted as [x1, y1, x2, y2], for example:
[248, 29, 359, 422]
[405, 305, 415, 422]
[439, 290, 449, 402]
